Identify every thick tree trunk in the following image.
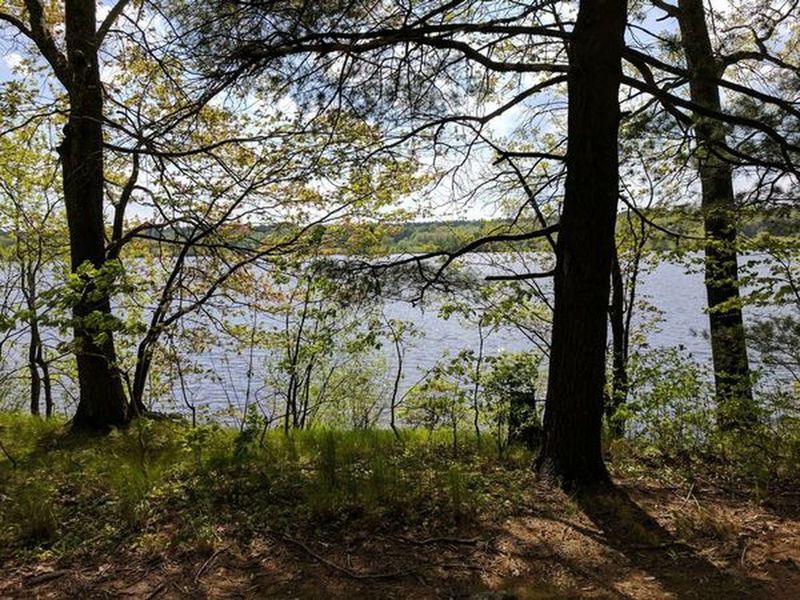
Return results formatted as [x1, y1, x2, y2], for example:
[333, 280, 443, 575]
[537, 0, 628, 489]
[676, 0, 754, 428]
[60, 0, 128, 429]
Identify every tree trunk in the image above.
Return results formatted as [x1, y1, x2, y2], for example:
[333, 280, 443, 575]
[389, 325, 403, 440]
[536, 0, 628, 489]
[472, 322, 484, 441]
[38, 351, 54, 419]
[28, 326, 42, 416]
[26, 282, 53, 419]
[606, 248, 628, 437]
[60, 0, 128, 430]
[131, 339, 153, 414]
[675, 0, 754, 429]
[22, 264, 42, 416]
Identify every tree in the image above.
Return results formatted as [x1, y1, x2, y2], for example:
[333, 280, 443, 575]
[605, 148, 663, 437]
[666, 0, 755, 428]
[482, 350, 542, 449]
[1, 0, 418, 427]
[0, 0, 131, 428]
[178, 0, 625, 486]
[0, 128, 65, 418]
[744, 230, 800, 404]
[627, 0, 799, 428]
[536, 0, 628, 488]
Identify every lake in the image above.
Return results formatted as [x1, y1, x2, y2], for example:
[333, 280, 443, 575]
[0, 254, 786, 420]
[169, 255, 780, 420]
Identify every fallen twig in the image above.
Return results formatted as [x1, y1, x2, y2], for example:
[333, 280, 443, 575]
[27, 569, 72, 586]
[433, 562, 481, 570]
[678, 483, 697, 510]
[265, 529, 410, 580]
[397, 535, 480, 546]
[194, 545, 230, 583]
[628, 541, 682, 550]
[741, 539, 750, 566]
[145, 582, 168, 600]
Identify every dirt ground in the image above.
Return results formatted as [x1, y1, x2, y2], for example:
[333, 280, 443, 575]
[2, 477, 799, 599]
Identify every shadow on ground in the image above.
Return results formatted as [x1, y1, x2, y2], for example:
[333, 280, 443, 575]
[578, 486, 762, 599]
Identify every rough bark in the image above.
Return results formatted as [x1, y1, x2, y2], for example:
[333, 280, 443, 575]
[536, 0, 628, 489]
[59, 0, 129, 429]
[676, 0, 754, 428]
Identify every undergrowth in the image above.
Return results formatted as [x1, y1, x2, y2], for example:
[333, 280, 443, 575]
[0, 412, 535, 560]
[3, 409, 796, 564]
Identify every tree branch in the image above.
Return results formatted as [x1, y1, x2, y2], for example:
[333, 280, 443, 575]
[485, 269, 555, 281]
[96, 0, 133, 45]
[20, 0, 70, 90]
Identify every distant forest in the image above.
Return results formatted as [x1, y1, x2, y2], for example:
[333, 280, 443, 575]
[266, 207, 800, 254]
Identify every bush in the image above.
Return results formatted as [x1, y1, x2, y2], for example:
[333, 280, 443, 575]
[481, 351, 541, 450]
[623, 347, 715, 458]
[615, 346, 800, 489]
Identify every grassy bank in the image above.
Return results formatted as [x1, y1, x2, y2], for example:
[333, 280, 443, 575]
[0, 412, 534, 557]
[2, 412, 800, 599]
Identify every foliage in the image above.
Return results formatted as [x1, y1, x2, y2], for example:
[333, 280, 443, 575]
[613, 347, 800, 490]
[481, 351, 542, 449]
[623, 347, 716, 458]
[0, 0, 796, 505]
[401, 351, 473, 447]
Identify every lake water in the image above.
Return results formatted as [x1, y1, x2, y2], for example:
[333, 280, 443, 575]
[0, 255, 786, 420]
[170, 255, 780, 420]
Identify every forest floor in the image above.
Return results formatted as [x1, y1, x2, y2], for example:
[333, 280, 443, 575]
[1, 414, 799, 599]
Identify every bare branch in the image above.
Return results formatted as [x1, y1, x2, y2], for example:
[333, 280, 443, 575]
[96, 0, 133, 45]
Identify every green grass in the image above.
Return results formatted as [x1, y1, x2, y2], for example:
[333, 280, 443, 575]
[0, 412, 535, 560]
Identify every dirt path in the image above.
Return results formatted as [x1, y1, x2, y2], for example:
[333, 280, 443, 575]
[2, 479, 798, 599]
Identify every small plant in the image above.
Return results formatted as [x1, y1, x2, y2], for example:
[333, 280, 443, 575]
[109, 464, 152, 529]
[402, 355, 471, 452]
[233, 406, 265, 461]
[8, 480, 58, 545]
[317, 430, 339, 490]
[624, 347, 715, 459]
[444, 465, 474, 522]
